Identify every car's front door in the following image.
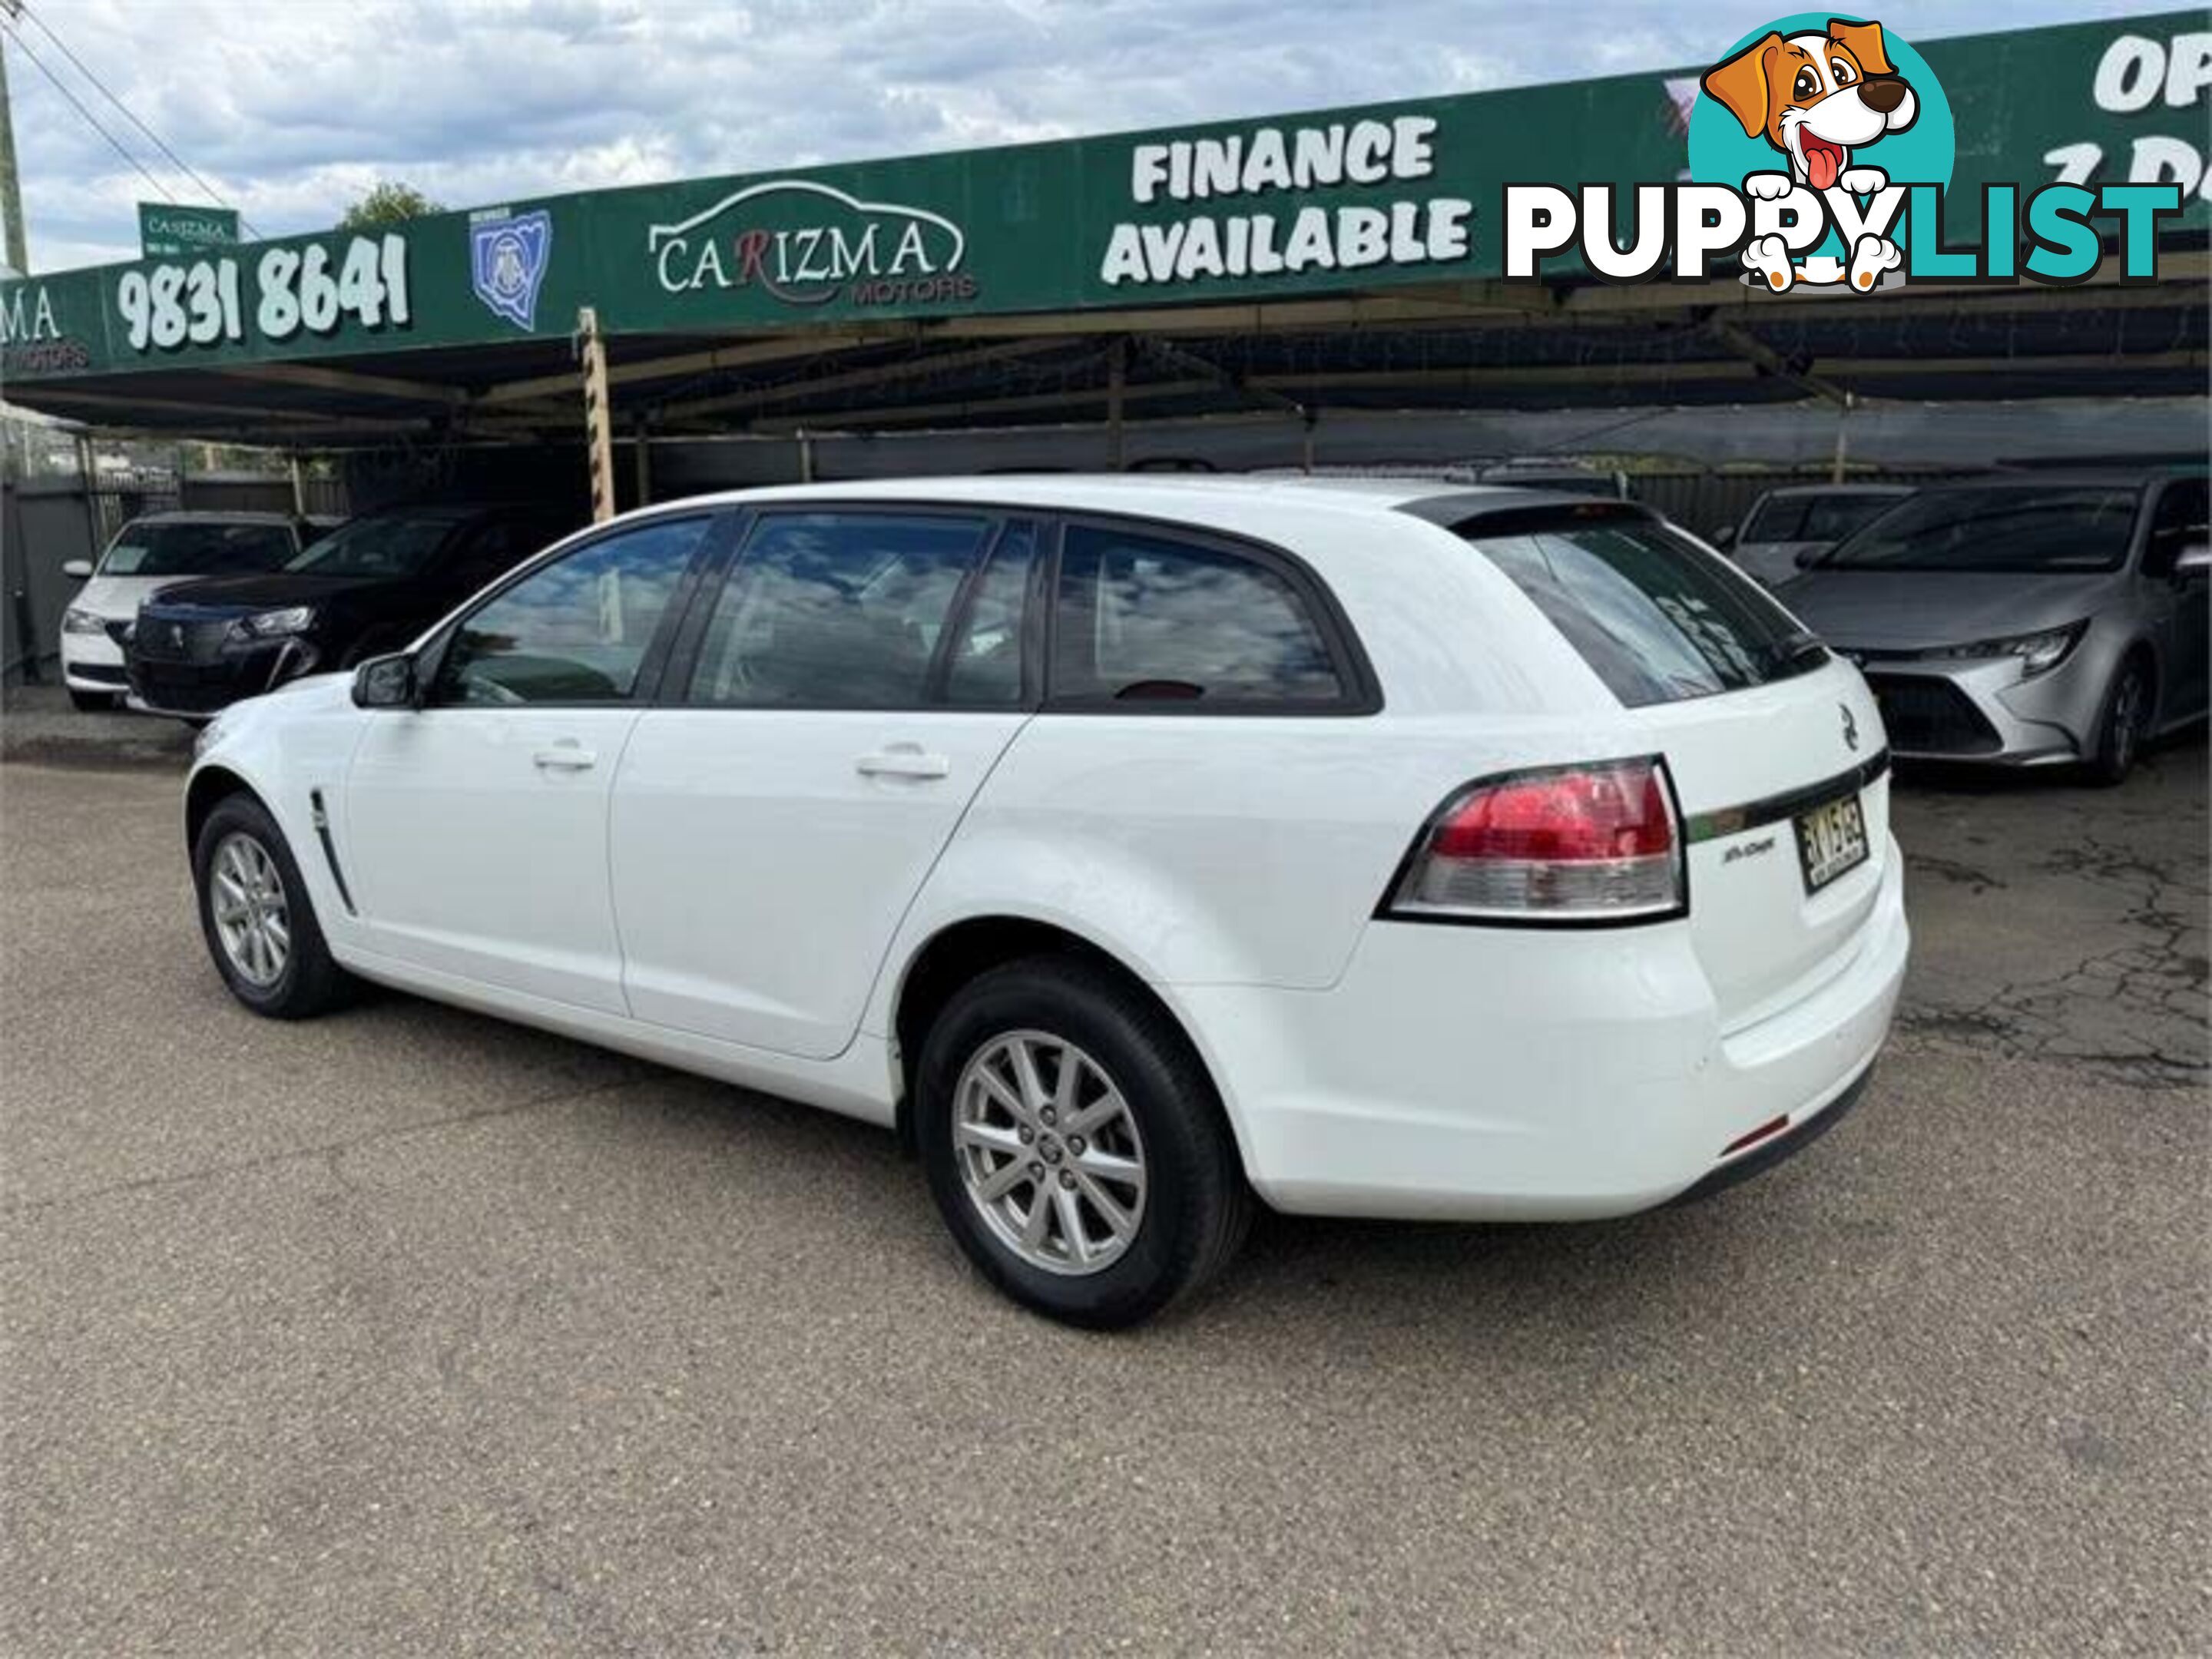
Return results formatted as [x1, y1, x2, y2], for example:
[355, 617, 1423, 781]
[611, 510, 1039, 1059]
[342, 512, 722, 1012]
[2141, 478, 2210, 723]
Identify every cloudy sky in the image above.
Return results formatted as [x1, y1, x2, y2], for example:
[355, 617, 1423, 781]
[5, 0, 2155, 273]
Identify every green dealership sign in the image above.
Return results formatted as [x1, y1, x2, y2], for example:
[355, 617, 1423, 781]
[137, 202, 240, 260]
[3, 9, 2204, 386]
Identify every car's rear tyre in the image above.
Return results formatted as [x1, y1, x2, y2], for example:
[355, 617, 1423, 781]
[68, 688, 120, 712]
[192, 794, 354, 1018]
[915, 956, 1254, 1329]
[2083, 655, 2152, 787]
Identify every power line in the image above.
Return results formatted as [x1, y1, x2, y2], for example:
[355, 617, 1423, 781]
[0, 18, 180, 211]
[15, 0, 260, 237]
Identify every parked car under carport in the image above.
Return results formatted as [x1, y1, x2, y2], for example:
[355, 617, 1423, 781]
[58, 512, 313, 712]
[1778, 471, 2209, 783]
[125, 502, 579, 722]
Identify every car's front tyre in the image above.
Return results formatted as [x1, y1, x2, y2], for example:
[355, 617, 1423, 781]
[915, 957, 1254, 1329]
[2083, 654, 2153, 787]
[192, 794, 354, 1018]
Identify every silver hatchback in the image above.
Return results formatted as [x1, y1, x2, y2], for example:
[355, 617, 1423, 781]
[1778, 472, 2209, 783]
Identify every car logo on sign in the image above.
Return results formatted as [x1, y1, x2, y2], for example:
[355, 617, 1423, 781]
[646, 179, 970, 309]
[1841, 704, 1859, 750]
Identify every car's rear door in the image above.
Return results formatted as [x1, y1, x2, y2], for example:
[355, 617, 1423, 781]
[609, 508, 1039, 1058]
[341, 512, 724, 1012]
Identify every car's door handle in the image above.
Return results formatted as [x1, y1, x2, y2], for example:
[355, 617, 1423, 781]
[855, 747, 950, 780]
[532, 746, 597, 771]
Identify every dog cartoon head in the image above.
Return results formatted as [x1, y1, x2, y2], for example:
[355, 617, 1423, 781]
[1701, 18, 1919, 191]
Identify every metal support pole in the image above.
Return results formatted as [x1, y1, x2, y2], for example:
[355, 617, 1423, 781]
[0, 17, 28, 275]
[288, 452, 307, 518]
[9, 584, 39, 684]
[1106, 338, 1127, 472]
[1830, 390, 1853, 485]
[632, 416, 651, 508]
[797, 429, 815, 484]
[577, 306, 615, 522]
[72, 432, 97, 550]
[1300, 409, 1317, 475]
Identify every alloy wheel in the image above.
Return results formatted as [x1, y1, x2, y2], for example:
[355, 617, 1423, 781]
[952, 1030, 1149, 1276]
[2108, 667, 2146, 773]
[210, 831, 291, 988]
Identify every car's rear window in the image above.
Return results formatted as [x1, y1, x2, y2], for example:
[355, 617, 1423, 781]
[1454, 506, 1824, 707]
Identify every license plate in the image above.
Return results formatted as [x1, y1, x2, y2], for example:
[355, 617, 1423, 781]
[1793, 792, 1869, 893]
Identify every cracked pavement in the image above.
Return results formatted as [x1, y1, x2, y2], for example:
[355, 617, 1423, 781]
[1892, 738, 2209, 1089]
[2, 743, 2207, 1654]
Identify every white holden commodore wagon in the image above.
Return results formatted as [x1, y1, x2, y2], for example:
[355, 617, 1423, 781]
[185, 477, 1907, 1326]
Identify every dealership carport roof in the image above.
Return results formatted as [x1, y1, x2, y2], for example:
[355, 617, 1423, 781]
[1, 9, 2203, 457]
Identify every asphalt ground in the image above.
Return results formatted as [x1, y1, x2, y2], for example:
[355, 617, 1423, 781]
[1, 735, 2205, 1654]
[0, 684, 194, 772]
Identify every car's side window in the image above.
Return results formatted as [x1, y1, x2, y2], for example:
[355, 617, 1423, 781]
[433, 515, 710, 706]
[940, 521, 1039, 707]
[2143, 479, 2210, 578]
[1048, 522, 1347, 708]
[686, 512, 995, 708]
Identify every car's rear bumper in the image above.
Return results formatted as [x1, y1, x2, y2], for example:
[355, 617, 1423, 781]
[1666, 1058, 1873, 1204]
[1174, 842, 1907, 1221]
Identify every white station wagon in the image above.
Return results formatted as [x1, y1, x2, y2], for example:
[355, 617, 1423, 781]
[185, 478, 1908, 1326]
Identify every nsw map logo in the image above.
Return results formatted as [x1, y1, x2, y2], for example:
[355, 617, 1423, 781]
[470, 208, 552, 330]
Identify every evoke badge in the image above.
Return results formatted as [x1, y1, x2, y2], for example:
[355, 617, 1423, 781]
[1723, 833, 1778, 865]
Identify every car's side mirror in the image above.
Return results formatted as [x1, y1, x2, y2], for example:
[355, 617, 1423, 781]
[61, 558, 92, 580]
[2173, 541, 2211, 582]
[351, 652, 418, 709]
[1710, 525, 1736, 549]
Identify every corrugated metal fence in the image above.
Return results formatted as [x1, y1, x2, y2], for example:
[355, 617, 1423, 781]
[2, 477, 109, 684]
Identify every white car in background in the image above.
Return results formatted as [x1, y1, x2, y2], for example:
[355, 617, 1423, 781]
[1718, 484, 1915, 588]
[183, 477, 1908, 1326]
[60, 512, 313, 710]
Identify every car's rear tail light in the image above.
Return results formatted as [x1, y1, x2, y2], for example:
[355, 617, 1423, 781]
[1379, 757, 1685, 925]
